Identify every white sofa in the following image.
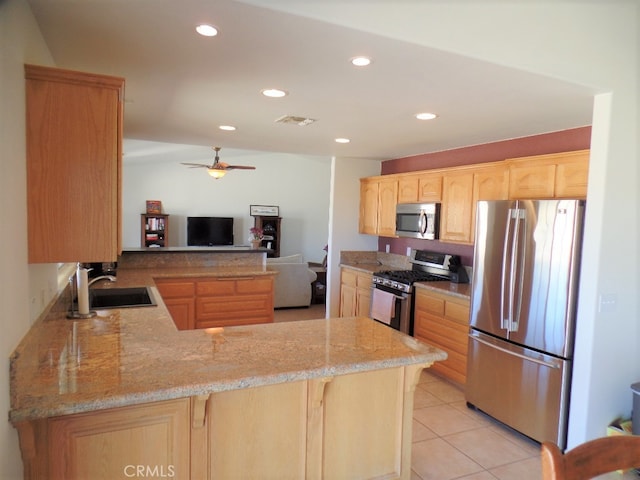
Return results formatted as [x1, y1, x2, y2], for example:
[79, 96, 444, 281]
[266, 254, 318, 309]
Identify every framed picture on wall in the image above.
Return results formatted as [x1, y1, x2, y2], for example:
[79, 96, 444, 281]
[146, 200, 162, 214]
[250, 205, 279, 216]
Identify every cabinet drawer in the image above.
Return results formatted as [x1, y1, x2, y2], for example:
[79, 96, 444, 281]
[197, 279, 236, 296]
[196, 294, 272, 320]
[155, 280, 195, 298]
[236, 277, 273, 294]
[356, 272, 372, 288]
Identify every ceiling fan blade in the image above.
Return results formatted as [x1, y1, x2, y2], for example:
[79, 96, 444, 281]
[226, 165, 256, 170]
[181, 162, 211, 168]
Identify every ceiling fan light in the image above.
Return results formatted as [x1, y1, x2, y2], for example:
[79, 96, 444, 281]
[196, 24, 218, 37]
[208, 168, 226, 179]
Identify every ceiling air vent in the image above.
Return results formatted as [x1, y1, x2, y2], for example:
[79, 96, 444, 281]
[275, 115, 316, 126]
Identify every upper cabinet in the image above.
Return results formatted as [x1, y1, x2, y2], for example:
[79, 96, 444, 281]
[358, 150, 588, 245]
[359, 177, 398, 237]
[507, 149, 589, 199]
[26, 65, 125, 263]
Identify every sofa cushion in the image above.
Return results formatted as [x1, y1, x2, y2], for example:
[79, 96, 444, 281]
[267, 254, 303, 264]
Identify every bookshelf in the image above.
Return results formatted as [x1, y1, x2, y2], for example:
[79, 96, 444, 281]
[253, 216, 281, 257]
[141, 213, 169, 248]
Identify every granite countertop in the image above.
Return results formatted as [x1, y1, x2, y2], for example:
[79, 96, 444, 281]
[414, 280, 471, 300]
[10, 282, 446, 424]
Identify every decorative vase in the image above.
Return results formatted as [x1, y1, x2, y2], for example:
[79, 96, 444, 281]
[251, 240, 261, 249]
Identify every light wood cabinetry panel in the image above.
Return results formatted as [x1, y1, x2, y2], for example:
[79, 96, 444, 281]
[339, 268, 372, 317]
[47, 399, 190, 480]
[398, 175, 420, 203]
[208, 381, 307, 479]
[155, 279, 196, 330]
[398, 172, 442, 204]
[26, 64, 124, 263]
[195, 276, 274, 329]
[359, 177, 398, 237]
[508, 149, 589, 199]
[440, 172, 474, 244]
[470, 163, 510, 242]
[414, 289, 470, 384]
[155, 276, 274, 329]
[359, 178, 379, 235]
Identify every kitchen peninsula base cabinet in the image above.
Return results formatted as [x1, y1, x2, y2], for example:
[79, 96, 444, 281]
[413, 287, 470, 385]
[155, 275, 274, 330]
[14, 365, 429, 480]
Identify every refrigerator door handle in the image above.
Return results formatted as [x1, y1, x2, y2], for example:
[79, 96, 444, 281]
[500, 210, 514, 331]
[470, 333, 561, 369]
[510, 207, 526, 333]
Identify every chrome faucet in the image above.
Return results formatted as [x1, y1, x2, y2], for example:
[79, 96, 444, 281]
[88, 275, 117, 287]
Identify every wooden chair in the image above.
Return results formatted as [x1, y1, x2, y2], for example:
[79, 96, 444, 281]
[541, 436, 640, 479]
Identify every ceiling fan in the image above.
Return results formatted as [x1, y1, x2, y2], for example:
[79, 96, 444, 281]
[181, 147, 256, 179]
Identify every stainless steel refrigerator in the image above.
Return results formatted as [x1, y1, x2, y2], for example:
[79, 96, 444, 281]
[466, 199, 585, 449]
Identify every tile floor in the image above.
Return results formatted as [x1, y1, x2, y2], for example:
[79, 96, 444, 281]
[275, 309, 637, 479]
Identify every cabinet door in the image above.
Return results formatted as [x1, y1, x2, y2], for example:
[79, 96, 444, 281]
[418, 172, 443, 202]
[26, 65, 124, 263]
[209, 381, 308, 479]
[340, 284, 357, 317]
[48, 399, 190, 480]
[377, 178, 399, 237]
[397, 175, 419, 203]
[440, 172, 474, 244]
[471, 164, 509, 242]
[359, 179, 379, 234]
[355, 272, 372, 317]
[555, 150, 589, 198]
[509, 162, 556, 199]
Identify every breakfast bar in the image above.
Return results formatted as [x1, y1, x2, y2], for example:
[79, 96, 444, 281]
[10, 255, 447, 479]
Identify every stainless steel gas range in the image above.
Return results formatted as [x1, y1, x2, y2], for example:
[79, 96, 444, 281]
[370, 249, 469, 335]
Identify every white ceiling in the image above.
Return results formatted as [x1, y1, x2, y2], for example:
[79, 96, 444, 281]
[27, 0, 596, 161]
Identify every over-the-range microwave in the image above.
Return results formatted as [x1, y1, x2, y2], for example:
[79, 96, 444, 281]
[395, 203, 441, 240]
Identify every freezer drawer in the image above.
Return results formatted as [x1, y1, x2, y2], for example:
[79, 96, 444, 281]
[465, 331, 572, 449]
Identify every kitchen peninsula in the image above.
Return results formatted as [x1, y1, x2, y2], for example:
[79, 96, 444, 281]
[10, 249, 447, 480]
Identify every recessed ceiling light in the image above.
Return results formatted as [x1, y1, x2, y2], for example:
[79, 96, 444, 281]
[219, 125, 236, 131]
[351, 56, 371, 67]
[195, 24, 218, 37]
[261, 88, 288, 98]
[416, 112, 438, 120]
[335, 138, 350, 144]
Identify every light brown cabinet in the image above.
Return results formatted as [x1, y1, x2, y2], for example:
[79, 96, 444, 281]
[15, 398, 191, 480]
[339, 268, 372, 317]
[359, 177, 398, 237]
[440, 171, 474, 244]
[141, 213, 169, 248]
[155, 279, 196, 330]
[413, 288, 470, 385]
[25, 64, 124, 263]
[156, 276, 274, 330]
[17, 367, 428, 479]
[397, 172, 442, 204]
[470, 162, 510, 242]
[507, 149, 589, 199]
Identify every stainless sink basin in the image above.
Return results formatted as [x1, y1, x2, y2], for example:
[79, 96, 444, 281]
[89, 286, 157, 309]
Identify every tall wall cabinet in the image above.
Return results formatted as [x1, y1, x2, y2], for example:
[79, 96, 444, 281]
[25, 65, 125, 263]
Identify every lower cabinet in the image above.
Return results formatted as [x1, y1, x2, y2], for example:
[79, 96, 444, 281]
[15, 399, 191, 480]
[17, 366, 428, 480]
[339, 268, 372, 317]
[155, 276, 274, 330]
[413, 288, 470, 384]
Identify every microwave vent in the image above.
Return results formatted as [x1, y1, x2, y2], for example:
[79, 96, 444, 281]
[275, 115, 316, 126]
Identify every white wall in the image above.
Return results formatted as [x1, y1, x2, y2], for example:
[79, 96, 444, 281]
[122, 141, 331, 263]
[1, 1, 57, 479]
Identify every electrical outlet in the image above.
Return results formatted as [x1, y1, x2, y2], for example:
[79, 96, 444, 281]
[599, 293, 617, 313]
[406, 247, 412, 256]
[385, 244, 390, 253]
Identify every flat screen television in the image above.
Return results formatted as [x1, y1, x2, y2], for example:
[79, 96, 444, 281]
[187, 217, 234, 246]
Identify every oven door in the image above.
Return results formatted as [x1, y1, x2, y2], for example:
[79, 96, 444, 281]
[370, 285, 411, 334]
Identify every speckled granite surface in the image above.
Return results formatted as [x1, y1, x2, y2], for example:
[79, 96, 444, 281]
[10, 293, 446, 423]
[414, 281, 471, 300]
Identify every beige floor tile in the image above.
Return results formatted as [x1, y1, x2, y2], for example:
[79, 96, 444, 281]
[444, 426, 535, 469]
[487, 456, 542, 480]
[418, 378, 466, 403]
[412, 438, 484, 480]
[413, 419, 438, 442]
[413, 403, 486, 436]
[457, 472, 500, 479]
[414, 385, 446, 408]
[418, 369, 443, 384]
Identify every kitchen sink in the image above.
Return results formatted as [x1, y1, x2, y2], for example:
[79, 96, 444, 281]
[89, 286, 157, 309]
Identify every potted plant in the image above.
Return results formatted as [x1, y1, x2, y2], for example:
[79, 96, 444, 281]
[249, 227, 264, 249]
